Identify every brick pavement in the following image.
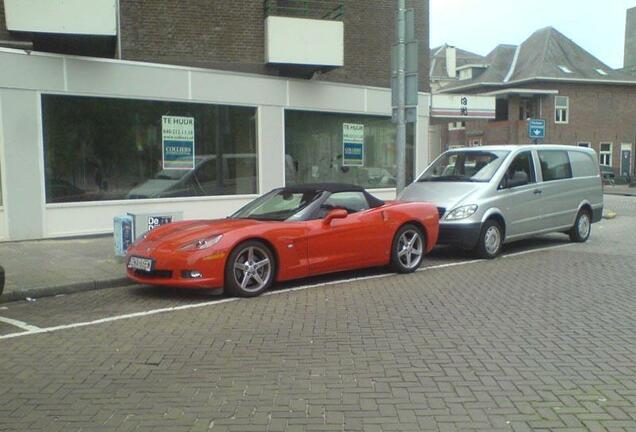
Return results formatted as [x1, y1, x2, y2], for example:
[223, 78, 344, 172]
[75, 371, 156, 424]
[0, 195, 634, 431]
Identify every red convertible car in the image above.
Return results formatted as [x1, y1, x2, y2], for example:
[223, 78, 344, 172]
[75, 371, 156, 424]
[126, 184, 439, 297]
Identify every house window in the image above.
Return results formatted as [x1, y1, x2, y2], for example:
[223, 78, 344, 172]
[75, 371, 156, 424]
[468, 139, 481, 147]
[557, 65, 573, 74]
[448, 121, 466, 131]
[555, 96, 569, 124]
[577, 142, 590, 148]
[599, 142, 612, 166]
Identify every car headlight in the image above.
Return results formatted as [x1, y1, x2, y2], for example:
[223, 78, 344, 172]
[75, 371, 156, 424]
[446, 205, 478, 220]
[179, 234, 223, 251]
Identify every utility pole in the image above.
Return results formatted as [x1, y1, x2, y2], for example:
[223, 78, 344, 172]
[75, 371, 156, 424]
[395, 0, 407, 194]
[392, 0, 417, 195]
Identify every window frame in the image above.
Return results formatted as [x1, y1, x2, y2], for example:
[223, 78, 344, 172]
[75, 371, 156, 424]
[599, 142, 613, 167]
[554, 96, 569, 124]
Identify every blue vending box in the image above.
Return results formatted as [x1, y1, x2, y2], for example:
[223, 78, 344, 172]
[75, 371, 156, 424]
[114, 214, 135, 257]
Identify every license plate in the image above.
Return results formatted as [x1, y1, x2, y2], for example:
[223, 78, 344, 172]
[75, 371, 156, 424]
[128, 256, 153, 272]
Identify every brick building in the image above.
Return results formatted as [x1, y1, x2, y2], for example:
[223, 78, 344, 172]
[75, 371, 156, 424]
[435, 27, 636, 179]
[0, 0, 430, 90]
[0, 0, 432, 241]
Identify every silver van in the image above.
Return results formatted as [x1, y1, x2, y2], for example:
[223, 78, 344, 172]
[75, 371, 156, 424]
[399, 145, 603, 258]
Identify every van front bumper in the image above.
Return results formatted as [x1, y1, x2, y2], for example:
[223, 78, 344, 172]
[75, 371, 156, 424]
[438, 222, 482, 250]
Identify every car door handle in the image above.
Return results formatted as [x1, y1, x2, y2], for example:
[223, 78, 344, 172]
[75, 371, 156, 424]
[533, 189, 543, 195]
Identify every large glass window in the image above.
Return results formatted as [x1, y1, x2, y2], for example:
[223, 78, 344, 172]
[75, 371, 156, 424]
[42, 95, 257, 203]
[284, 111, 414, 189]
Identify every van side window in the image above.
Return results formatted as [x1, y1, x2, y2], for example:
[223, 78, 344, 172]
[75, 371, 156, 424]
[538, 150, 572, 181]
[568, 151, 597, 177]
[504, 151, 535, 188]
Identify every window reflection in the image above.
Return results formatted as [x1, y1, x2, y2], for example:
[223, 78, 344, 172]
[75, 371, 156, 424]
[42, 95, 257, 203]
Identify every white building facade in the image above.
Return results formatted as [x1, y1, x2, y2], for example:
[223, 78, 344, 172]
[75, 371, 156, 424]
[0, 48, 432, 241]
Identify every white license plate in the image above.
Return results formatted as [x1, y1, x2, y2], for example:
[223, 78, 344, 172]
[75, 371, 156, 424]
[128, 256, 153, 272]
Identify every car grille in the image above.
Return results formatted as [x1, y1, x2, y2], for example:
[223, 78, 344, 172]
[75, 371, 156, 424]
[437, 207, 446, 219]
[133, 269, 173, 279]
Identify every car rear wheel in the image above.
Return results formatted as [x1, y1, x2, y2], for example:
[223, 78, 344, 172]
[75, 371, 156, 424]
[475, 219, 503, 259]
[225, 241, 275, 297]
[569, 209, 591, 242]
[390, 224, 426, 273]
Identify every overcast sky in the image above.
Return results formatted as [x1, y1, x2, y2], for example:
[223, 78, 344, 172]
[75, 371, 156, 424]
[430, 0, 636, 69]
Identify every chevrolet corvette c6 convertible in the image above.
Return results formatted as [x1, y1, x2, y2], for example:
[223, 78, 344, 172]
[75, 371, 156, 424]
[126, 184, 439, 297]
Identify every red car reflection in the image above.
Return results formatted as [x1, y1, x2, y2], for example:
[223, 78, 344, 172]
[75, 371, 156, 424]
[126, 184, 439, 297]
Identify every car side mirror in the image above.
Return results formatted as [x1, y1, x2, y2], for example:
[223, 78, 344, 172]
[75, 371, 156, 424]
[323, 208, 348, 225]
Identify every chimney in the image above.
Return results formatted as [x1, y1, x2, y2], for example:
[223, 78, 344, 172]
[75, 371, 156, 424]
[625, 7, 636, 68]
[445, 45, 457, 78]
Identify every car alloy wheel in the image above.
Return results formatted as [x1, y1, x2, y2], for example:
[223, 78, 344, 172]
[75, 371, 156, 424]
[484, 226, 501, 256]
[225, 241, 275, 297]
[398, 230, 423, 270]
[391, 224, 426, 273]
[233, 246, 271, 293]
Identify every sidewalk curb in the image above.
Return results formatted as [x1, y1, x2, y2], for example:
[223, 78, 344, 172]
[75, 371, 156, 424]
[0, 277, 134, 304]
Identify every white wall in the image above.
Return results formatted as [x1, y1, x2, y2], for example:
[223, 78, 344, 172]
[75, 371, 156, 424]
[4, 0, 117, 35]
[0, 48, 430, 240]
[265, 16, 344, 67]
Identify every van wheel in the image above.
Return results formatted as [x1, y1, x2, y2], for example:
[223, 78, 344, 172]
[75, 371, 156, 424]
[475, 220, 503, 259]
[569, 209, 591, 242]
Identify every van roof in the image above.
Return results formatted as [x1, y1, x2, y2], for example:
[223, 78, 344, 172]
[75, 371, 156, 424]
[449, 144, 593, 152]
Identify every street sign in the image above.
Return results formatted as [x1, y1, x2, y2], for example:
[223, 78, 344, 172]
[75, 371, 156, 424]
[528, 119, 545, 140]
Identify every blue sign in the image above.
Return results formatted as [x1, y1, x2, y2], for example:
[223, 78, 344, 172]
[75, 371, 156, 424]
[528, 119, 545, 140]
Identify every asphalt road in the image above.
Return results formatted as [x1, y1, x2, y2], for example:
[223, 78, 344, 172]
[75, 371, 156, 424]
[0, 195, 634, 431]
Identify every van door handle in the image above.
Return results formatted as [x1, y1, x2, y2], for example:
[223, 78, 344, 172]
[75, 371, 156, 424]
[533, 189, 543, 195]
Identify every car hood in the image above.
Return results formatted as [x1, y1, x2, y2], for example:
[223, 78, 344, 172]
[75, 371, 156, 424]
[398, 181, 482, 210]
[142, 219, 263, 249]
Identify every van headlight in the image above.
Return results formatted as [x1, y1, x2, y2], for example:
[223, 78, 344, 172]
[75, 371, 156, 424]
[446, 205, 478, 220]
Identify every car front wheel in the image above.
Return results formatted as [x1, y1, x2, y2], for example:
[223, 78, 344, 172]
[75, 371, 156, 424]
[475, 220, 503, 259]
[225, 241, 275, 297]
[390, 224, 426, 273]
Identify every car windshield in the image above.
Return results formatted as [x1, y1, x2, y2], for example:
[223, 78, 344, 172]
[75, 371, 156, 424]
[418, 150, 510, 183]
[231, 189, 323, 221]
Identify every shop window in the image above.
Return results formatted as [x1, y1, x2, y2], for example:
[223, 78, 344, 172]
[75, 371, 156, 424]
[555, 96, 569, 124]
[599, 142, 612, 166]
[42, 95, 257, 203]
[284, 111, 414, 188]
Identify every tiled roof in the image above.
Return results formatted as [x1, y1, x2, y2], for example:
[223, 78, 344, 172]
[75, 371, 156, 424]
[430, 44, 486, 79]
[439, 27, 636, 92]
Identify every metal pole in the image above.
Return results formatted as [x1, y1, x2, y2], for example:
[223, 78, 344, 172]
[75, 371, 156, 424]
[396, 0, 407, 194]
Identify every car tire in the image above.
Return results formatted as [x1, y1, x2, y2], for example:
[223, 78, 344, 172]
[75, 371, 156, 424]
[568, 209, 591, 243]
[475, 219, 503, 259]
[390, 224, 426, 273]
[225, 240, 275, 297]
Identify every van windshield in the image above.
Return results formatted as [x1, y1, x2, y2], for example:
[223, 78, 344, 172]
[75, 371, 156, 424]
[418, 150, 509, 183]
